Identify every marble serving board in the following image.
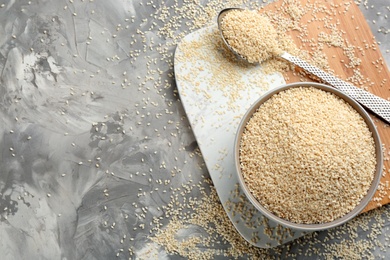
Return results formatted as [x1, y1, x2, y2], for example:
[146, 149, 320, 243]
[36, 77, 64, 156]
[174, 25, 306, 248]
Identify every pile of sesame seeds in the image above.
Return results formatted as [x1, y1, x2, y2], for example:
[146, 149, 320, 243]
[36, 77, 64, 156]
[220, 9, 283, 63]
[239, 86, 377, 224]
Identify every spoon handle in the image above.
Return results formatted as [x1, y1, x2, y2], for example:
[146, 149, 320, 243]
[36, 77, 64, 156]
[281, 52, 390, 124]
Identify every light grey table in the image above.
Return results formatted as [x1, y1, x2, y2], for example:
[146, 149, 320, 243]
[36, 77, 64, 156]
[0, 0, 389, 259]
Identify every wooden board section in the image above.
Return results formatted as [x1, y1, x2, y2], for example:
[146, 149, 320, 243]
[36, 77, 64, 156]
[260, 0, 390, 212]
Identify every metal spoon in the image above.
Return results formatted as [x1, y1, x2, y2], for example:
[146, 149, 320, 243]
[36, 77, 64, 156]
[217, 7, 390, 124]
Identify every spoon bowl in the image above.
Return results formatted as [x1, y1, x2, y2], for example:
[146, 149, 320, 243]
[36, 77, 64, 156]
[217, 7, 247, 61]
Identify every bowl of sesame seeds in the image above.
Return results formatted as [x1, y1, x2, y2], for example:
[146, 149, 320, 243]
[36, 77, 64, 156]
[234, 82, 382, 231]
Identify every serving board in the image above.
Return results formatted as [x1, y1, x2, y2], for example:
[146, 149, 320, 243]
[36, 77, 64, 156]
[175, 26, 306, 248]
[260, 0, 390, 212]
[174, 0, 390, 248]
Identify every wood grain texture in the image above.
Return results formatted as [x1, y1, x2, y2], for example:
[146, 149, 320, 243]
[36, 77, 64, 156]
[260, 0, 390, 212]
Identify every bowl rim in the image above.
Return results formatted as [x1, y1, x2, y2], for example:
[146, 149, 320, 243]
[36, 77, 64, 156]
[234, 82, 383, 231]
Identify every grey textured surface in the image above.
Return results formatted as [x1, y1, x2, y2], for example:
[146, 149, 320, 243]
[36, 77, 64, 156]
[0, 0, 389, 259]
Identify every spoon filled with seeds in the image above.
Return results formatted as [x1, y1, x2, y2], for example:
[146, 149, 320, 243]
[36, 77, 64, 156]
[217, 8, 390, 124]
